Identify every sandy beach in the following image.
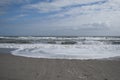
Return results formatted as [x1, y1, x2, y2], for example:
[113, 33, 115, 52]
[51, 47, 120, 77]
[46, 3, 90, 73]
[0, 53, 120, 80]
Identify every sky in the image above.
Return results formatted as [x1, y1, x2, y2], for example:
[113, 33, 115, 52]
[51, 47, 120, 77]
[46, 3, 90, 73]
[0, 0, 120, 36]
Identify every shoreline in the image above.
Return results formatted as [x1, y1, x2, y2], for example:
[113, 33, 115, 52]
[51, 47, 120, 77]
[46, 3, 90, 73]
[0, 53, 120, 80]
[1, 48, 120, 61]
[0, 48, 15, 54]
[0, 48, 120, 61]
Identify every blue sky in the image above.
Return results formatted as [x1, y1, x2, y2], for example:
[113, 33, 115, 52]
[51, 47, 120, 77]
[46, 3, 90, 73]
[0, 0, 120, 36]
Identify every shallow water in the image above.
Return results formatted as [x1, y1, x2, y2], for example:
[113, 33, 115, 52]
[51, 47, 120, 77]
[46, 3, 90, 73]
[0, 48, 15, 54]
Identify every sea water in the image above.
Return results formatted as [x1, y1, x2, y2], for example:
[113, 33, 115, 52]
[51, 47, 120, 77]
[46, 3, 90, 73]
[0, 36, 120, 59]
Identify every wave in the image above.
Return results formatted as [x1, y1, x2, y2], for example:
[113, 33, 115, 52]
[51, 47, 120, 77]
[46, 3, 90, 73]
[0, 36, 120, 59]
[0, 36, 120, 45]
[0, 43, 120, 59]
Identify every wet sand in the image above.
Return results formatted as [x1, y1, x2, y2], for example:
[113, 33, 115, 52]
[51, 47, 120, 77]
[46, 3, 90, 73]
[0, 53, 120, 80]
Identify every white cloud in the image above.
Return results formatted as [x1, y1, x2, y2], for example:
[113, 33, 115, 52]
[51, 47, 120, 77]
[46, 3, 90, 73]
[48, 0, 120, 17]
[23, 0, 120, 28]
[1, 0, 120, 35]
[4, 0, 120, 30]
[24, 0, 106, 13]
[43, 0, 120, 31]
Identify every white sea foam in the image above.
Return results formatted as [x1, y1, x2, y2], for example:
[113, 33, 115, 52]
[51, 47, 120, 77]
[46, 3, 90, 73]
[0, 43, 120, 60]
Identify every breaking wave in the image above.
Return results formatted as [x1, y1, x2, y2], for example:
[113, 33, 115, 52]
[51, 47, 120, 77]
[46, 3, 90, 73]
[0, 36, 120, 60]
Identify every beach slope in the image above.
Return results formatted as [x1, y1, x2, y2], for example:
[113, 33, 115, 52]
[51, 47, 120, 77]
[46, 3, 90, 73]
[0, 54, 120, 80]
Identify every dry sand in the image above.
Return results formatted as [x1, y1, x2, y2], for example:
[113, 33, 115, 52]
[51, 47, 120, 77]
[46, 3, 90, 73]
[0, 53, 120, 80]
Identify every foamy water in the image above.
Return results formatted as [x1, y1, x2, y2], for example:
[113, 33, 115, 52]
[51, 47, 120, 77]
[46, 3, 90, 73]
[0, 36, 120, 60]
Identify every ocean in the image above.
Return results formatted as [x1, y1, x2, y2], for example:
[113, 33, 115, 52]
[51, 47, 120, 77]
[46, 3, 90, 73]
[0, 36, 120, 60]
